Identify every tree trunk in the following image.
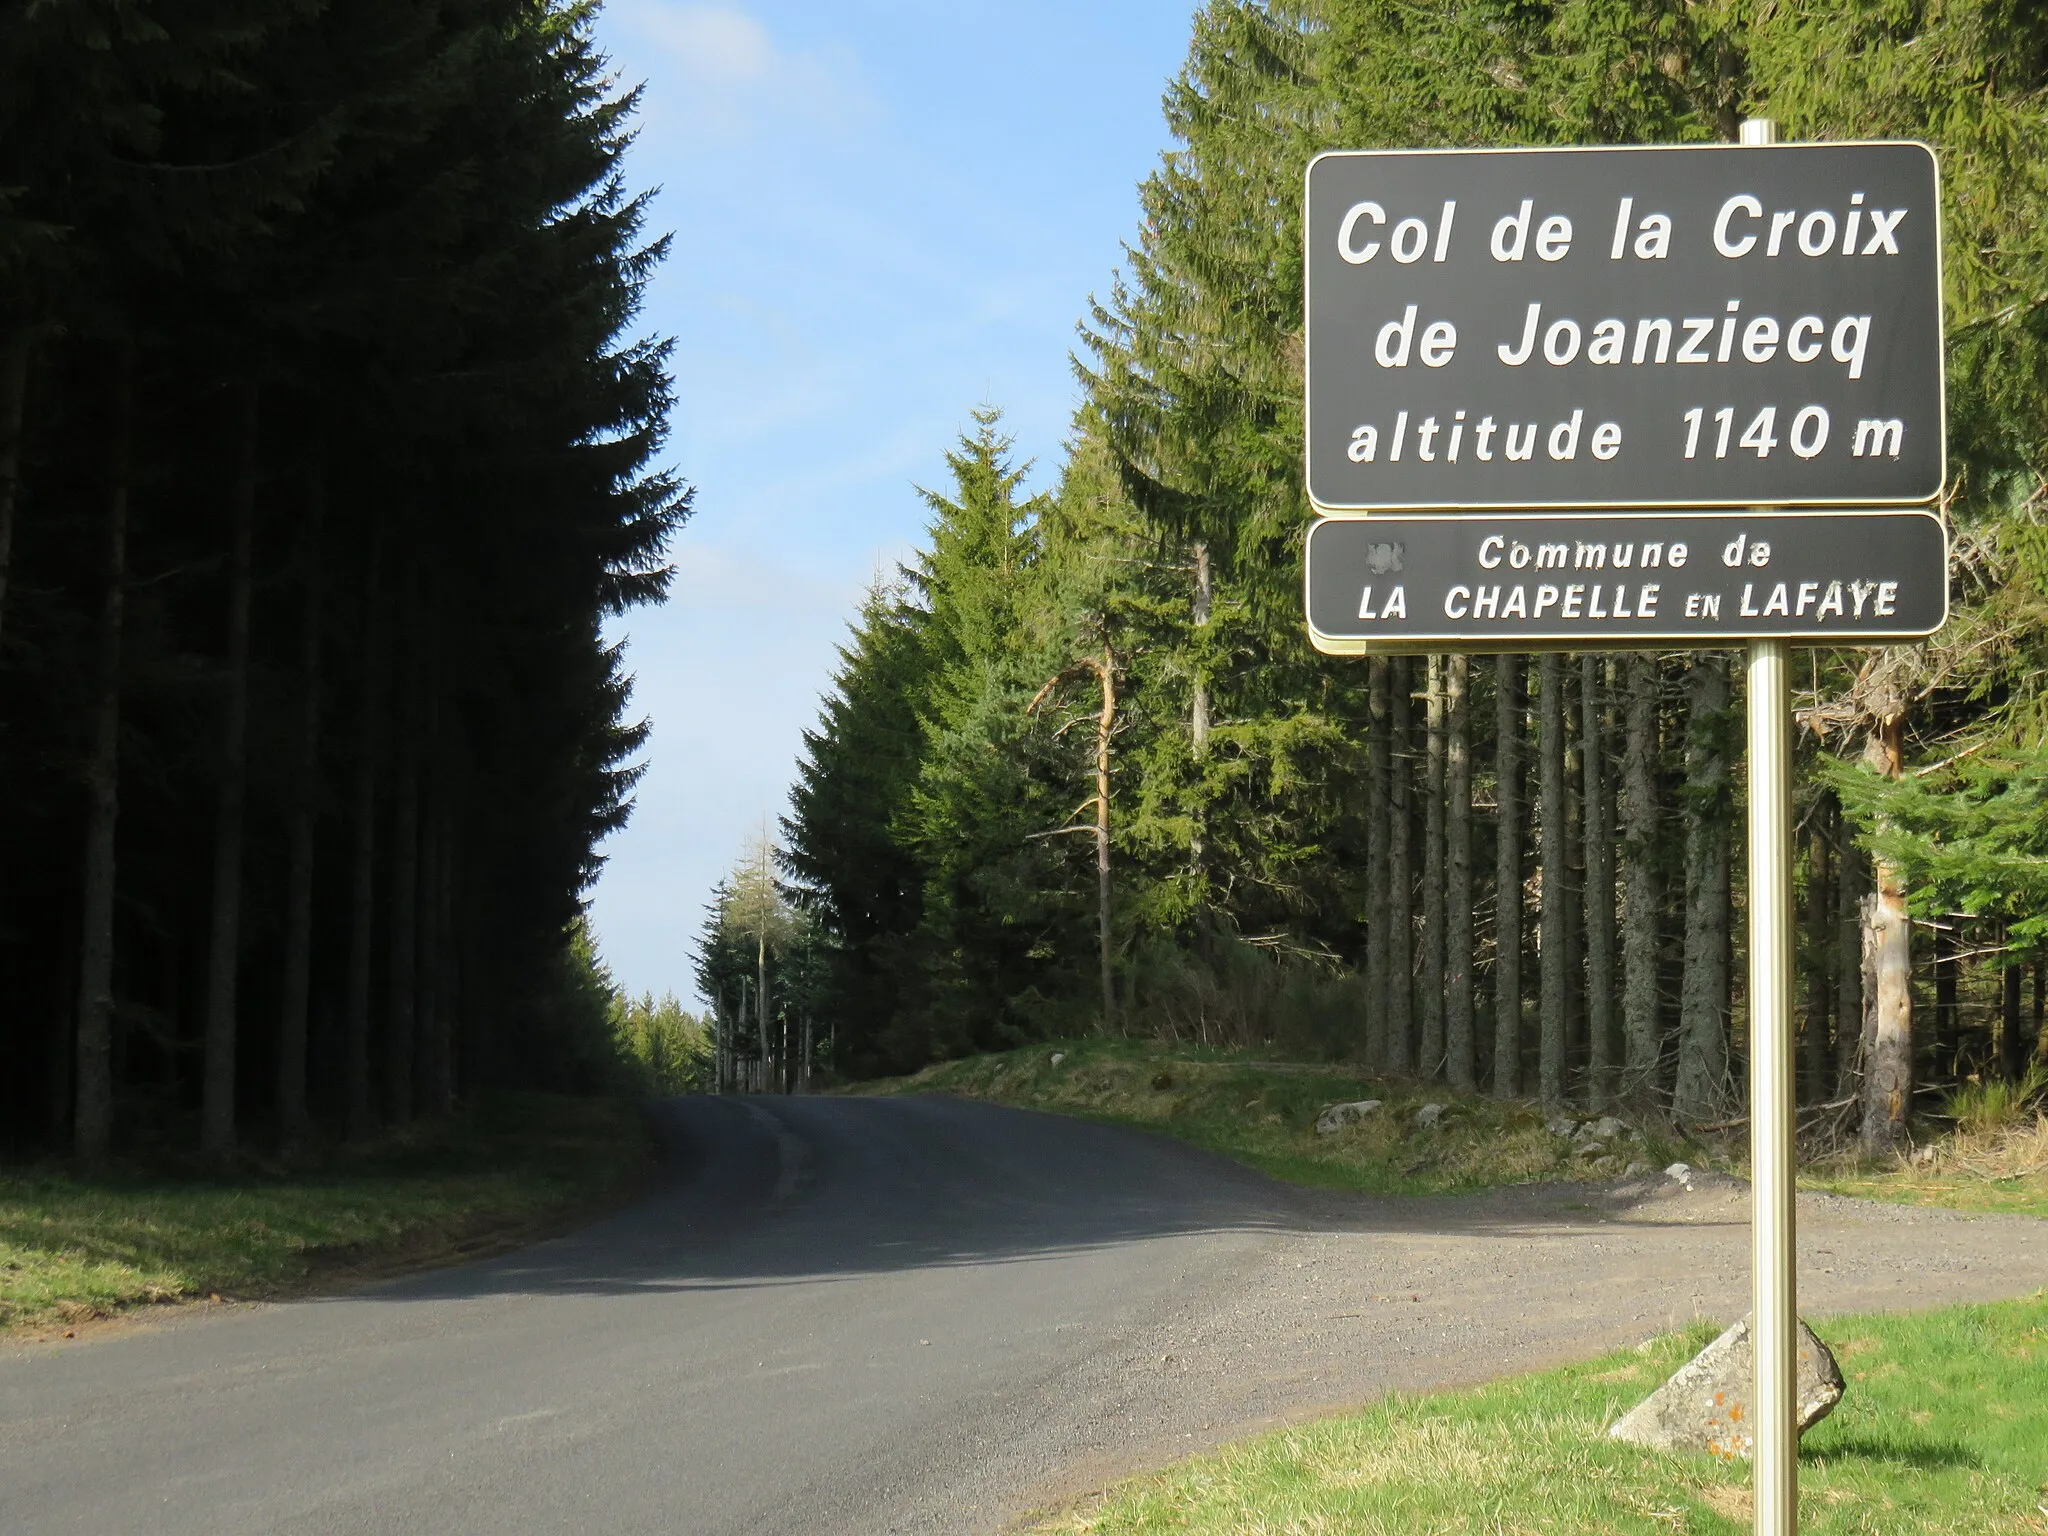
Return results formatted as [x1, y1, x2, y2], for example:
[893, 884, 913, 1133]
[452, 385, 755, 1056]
[2034, 962, 2045, 1068]
[1619, 653, 1661, 1100]
[385, 626, 420, 1126]
[1189, 542, 1210, 885]
[2000, 930, 2027, 1082]
[756, 934, 770, 1086]
[1492, 656, 1523, 1098]
[1932, 919, 1959, 1082]
[414, 804, 442, 1114]
[1386, 657, 1414, 1075]
[344, 544, 383, 1141]
[1673, 655, 1732, 1124]
[1537, 653, 1568, 1110]
[1804, 799, 1834, 1102]
[74, 344, 136, 1162]
[1420, 656, 1447, 1079]
[1096, 647, 1116, 1029]
[1834, 830, 1867, 1103]
[417, 648, 454, 1119]
[202, 382, 260, 1157]
[276, 469, 324, 1146]
[1581, 654, 1616, 1109]
[1563, 664, 1584, 1087]
[1445, 655, 1474, 1092]
[1861, 715, 1913, 1156]
[0, 330, 30, 640]
[1366, 656, 1391, 1068]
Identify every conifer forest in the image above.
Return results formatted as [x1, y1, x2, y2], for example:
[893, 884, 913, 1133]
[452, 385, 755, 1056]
[10, 0, 2048, 1168]
[714, 1, 2048, 1151]
[0, 0, 686, 1156]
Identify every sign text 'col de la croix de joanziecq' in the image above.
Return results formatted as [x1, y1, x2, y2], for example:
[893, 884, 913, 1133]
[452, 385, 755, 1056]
[1300, 142, 1949, 654]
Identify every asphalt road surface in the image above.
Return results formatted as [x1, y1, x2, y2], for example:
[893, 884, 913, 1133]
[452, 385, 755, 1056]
[4, 1094, 2046, 1535]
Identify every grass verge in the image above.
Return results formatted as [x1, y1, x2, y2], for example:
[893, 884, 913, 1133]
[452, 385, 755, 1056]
[853, 1037, 1685, 1197]
[859, 1038, 2048, 1214]
[1035, 1293, 2048, 1535]
[0, 1092, 653, 1335]
[1803, 1115, 2048, 1220]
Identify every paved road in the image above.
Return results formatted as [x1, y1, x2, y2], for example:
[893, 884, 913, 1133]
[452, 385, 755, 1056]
[4, 1095, 2046, 1535]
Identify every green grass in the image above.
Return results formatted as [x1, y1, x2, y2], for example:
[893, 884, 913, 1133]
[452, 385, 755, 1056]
[1801, 1111, 2048, 1220]
[1036, 1293, 2048, 1535]
[854, 1037, 1686, 1197]
[864, 1038, 2048, 1216]
[0, 1093, 652, 1333]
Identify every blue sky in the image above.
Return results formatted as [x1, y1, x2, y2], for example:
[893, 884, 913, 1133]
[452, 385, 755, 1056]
[585, 1, 1200, 1002]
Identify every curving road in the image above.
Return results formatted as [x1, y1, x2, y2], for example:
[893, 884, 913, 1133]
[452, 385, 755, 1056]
[3, 1094, 2045, 1535]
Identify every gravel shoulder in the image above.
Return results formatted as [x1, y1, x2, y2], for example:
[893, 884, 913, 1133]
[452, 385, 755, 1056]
[1, 1095, 2041, 1536]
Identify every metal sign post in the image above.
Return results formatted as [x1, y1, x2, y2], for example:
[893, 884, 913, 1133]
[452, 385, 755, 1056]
[1741, 115, 1799, 1536]
[1300, 119, 1953, 1536]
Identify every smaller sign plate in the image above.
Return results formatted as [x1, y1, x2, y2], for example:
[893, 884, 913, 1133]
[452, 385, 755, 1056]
[1305, 510, 1947, 654]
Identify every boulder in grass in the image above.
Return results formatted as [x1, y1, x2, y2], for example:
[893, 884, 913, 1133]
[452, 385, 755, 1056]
[1609, 1313, 1845, 1461]
[1314, 1100, 1384, 1135]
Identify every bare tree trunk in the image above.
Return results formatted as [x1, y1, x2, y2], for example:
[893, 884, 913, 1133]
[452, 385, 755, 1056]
[1366, 656, 1391, 1068]
[1190, 542, 1210, 885]
[1581, 654, 1616, 1109]
[2000, 927, 2027, 1082]
[74, 344, 136, 1161]
[2034, 962, 2045, 1068]
[276, 471, 324, 1146]
[344, 545, 383, 1141]
[1096, 647, 1116, 1029]
[1537, 653, 1568, 1110]
[1861, 715, 1914, 1155]
[0, 331, 29, 640]
[202, 383, 260, 1157]
[1804, 799, 1834, 1102]
[1932, 918, 1959, 1082]
[417, 649, 454, 1119]
[1563, 665, 1584, 1086]
[385, 653, 419, 1125]
[756, 934, 771, 1087]
[1620, 654, 1661, 1099]
[1420, 656, 1446, 1079]
[1445, 655, 1474, 1092]
[1673, 655, 1732, 1124]
[1387, 657, 1414, 1075]
[1492, 656, 1523, 1098]
[1834, 831, 1867, 1103]
[415, 805, 443, 1115]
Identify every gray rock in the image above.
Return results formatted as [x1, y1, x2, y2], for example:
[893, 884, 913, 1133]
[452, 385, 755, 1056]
[1664, 1161, 1696, 1185]
[1609, 1314, 1845, 1460]
[1314, 1099, 1384, 1135]
[1414, 1103, 1447, 1129]
[1582, 1115, 1629, 1143]
[1574, 1140, 1608, 1160]
[1049, 1052, 1067, 1067]
[1624, 1160, 1654, 1177]
[1546, 1116, 1580, 1139]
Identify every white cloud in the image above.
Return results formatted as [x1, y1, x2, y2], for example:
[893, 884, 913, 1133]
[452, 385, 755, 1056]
[636, 4, 775, 81]
[616, 2, 874, 140]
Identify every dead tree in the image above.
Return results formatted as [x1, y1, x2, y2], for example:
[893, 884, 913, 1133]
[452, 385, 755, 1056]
[1030, 646, 1119, 1028]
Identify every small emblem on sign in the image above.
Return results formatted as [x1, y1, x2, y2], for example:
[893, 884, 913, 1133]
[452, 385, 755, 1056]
[1367, 541, 1405, 575]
